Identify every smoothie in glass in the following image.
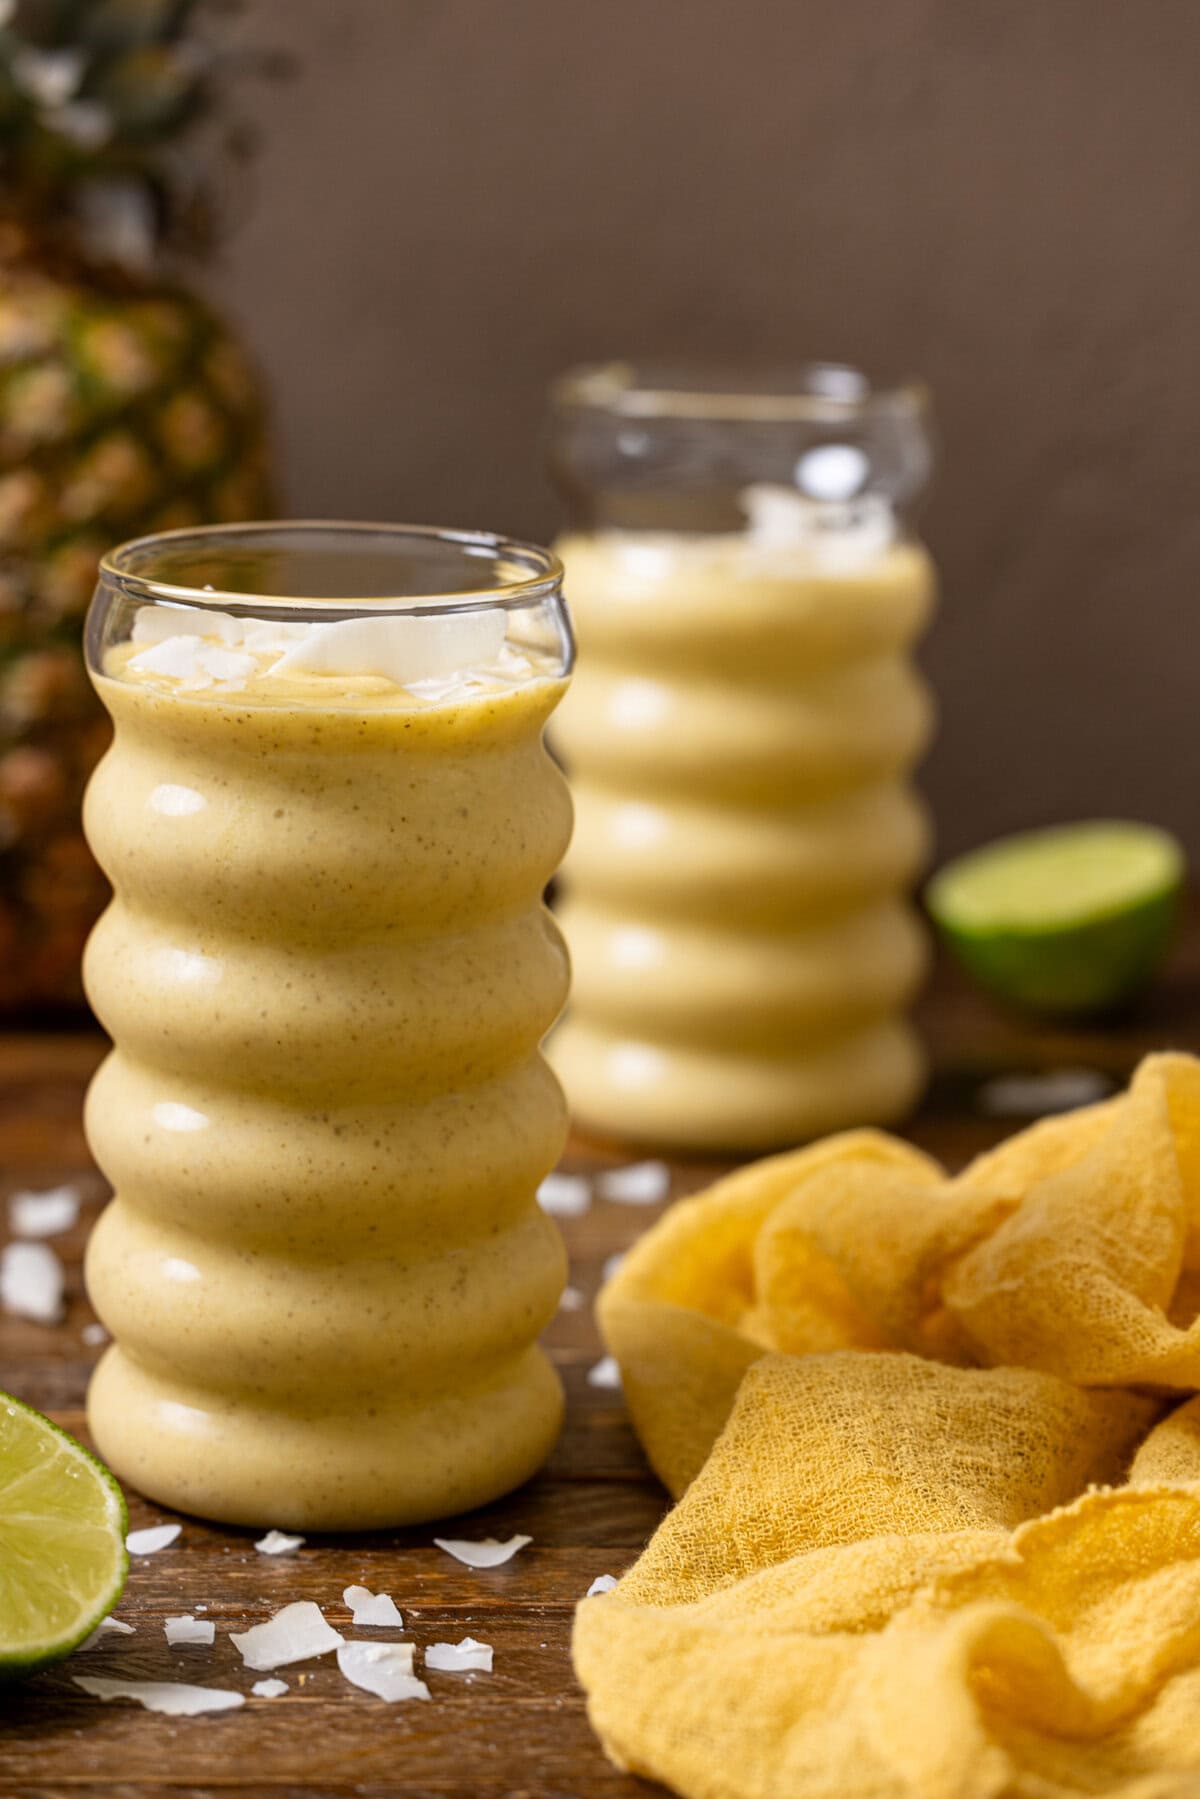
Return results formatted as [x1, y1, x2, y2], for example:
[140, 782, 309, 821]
[547, 364, 936, 1152]
[81, 524, 574, 1528]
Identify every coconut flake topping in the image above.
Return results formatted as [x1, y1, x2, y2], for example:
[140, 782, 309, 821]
[336, 1641, 429, 1703]
[433, 1535, 532, 1570]
[251, 1678, 289, 1698]
[73, 1676, 244, 1716]
[586, 1575, 619, 1597]
[342, 1585, 404, 1627]
[268, 610, 506, 687]
[125, 601, 522, 697]
[230, 1601, 344, 1671]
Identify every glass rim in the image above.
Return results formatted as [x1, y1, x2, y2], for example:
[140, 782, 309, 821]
[550, 359, 930, 424]
[98, 519, 566, 618]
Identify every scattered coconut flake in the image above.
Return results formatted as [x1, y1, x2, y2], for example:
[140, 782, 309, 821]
[978, 1066, 1114, 1118]
[602, 1251, 626, 1284]
[596, 1160, 670, 1205]
[254, 1529, 305, 1556]
[79, 1616, 136, 1650]
[73, 1676, 244, 1716]
[230, 1601, 344, 1671]
[126, 1522, 181, 1555]
[425, 1636, 492, 1673]
[0, 1239, 64, 1323]
[586, 1575, 619, 1597]
[536, 1171, 592, 1217]
[81, 1321, 109, 1347]
[559, 1284, 585, 1312]
[343, 1585, 404, 1627]
[251, 1678, 289, 1698]
[9, 1182, 80, 1237]
[268, 610, 506, 688]
[165, 1614, 215, 1647]
[336, 1641, 429, 1703]
[433, 1535, 532, 1570]
[587, 1355, 622, 1390]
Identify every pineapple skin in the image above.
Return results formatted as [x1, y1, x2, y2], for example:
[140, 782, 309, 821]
[0, 244, 274, 1012]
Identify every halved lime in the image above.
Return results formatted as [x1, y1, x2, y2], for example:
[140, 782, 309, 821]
[0, 1391, 128, 1678]
[926, 821, 1185, 1016]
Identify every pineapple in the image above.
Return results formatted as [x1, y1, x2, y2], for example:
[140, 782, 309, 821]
[0, 0, 274, 1010]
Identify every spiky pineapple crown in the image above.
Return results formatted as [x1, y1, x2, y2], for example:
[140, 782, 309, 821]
[0, 0, 277, 267]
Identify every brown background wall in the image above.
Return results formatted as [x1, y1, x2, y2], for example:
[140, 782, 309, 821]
[210, 0, 1200, 859]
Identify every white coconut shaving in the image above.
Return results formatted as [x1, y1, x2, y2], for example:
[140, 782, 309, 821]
[230, 1601, 344, 1671]
[251, 1678, 289, 1698]
[336, 1641, 429, 1703]
[596, 1160, 671, 1206]
[73, 1676, 244, 1716]
[164, 1614, 215, 1647]
[0, 1239, 64, 1323]
[79, 1616, 135, 1650]
[602, 1252, 626, 1284]
[126, 1522, 181, 1555]
[342, 1585, 404, 1627]
[586, 1575, 619, 1597]
[254, 1529, 305, 1556]
[126, 635, 259, 690]
[425, 1636, 493, 1673]
[536, 1172, 592, 1217]
[267, 610, 506, 688]
[587, 1355, 622, 1390]
[81, 1321, 108, 1347]
[197, 646, 258, 683]
[559, 1284, 585, 1312]
[433, 1535, 532, 1570]
[978, 1066, 1114, 1118]
[8, 1182, 80, 1237]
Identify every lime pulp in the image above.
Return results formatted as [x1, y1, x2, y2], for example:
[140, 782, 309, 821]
[926, 821, 1185, 1016]
[0, 1391, 128, 1678]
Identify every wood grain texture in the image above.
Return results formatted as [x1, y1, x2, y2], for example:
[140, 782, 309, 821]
[4, 933, 1197, 1796]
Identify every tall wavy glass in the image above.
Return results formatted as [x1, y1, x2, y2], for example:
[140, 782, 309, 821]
[81, 522, 574, 1529]
[547, 363, 936, 1152]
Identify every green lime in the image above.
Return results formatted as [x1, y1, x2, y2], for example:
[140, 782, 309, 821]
[926, 821, 1185, 1017]
[0, 1391, 128, 1678]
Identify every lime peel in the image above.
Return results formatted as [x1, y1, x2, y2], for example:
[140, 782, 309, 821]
[0, 1391, 128, 1678]
[927, 821, 1186, 1017]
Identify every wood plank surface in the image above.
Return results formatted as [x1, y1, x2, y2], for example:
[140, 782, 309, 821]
[3, 920, 1199, 1798]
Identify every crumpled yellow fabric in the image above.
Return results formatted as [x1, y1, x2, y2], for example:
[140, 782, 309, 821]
[574, 1051, 1200, 1799]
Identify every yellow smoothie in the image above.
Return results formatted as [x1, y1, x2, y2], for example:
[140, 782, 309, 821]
[550, 527, 936, 1151]
[82, 587, 573, 1527]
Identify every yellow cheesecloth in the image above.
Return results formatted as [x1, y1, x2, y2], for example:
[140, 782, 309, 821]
[573, 1051, 1200, 1798]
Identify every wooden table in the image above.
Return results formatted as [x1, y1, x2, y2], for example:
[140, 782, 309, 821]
[4, 922, 1199, 1799]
